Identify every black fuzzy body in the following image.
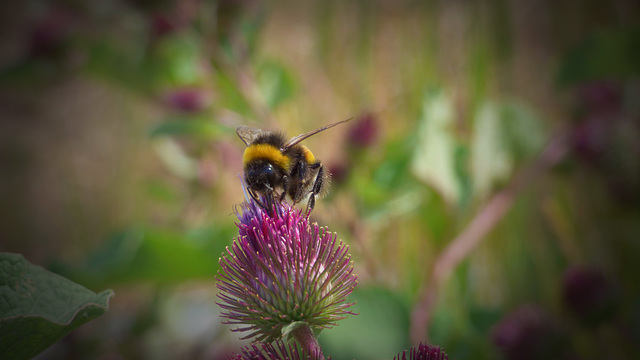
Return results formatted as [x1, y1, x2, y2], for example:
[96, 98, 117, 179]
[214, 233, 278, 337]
[243, 131, 328, 214]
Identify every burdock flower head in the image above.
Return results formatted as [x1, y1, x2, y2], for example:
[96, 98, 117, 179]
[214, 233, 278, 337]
[393, 343, 449, 360]
[216, 198, 357, 343]
[231, 339, 327, 360]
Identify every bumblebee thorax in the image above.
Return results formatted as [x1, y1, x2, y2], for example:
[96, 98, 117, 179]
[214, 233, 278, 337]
[243, 143, 291, 170]
[299, 145, 316, 164]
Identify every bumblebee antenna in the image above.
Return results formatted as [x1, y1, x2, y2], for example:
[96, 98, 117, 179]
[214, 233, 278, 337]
[283, 117, 352, 149]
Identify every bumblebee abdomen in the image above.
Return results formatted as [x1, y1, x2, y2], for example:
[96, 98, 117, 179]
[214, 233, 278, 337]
[243, 144, 291, 170]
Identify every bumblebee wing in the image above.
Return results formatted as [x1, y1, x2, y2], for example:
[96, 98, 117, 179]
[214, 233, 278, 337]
[236, 125, 265, 146]
[283, 118, 352, 149]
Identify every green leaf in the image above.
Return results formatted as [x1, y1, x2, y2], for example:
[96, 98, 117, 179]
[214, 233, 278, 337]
[82, 32, 152, 92]
[469, 307, 503, 334]
[556, 27, 640, 86]
[501, 100, 545, 159]
[318, 287, 410, 360]
[0, 60, 63, 86]
[212, 67, 252, 116]
[256, 60, 296, 109]
[51, 226, 231, 288]
[470, 101, 513, 198]
[411, 89, 463, 205]
[0, 253, 113, 360]
[470, 100, 546, 199]
[153, 139, 198, 179]
[153, 32, 204, 87]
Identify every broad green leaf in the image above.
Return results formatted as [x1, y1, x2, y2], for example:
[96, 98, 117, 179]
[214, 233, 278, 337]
[318, 287, 410, 360]
[411, 90, 462, 205]
[470, 100, 545, 199]
[0, 253, 113, 360]
[471, 101, 513, 198]
[52, 226, 231, 288]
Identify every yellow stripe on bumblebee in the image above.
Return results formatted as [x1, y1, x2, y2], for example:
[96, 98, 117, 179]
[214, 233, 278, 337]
[243, 144, 292, 170]
[300, 145, 316, 164]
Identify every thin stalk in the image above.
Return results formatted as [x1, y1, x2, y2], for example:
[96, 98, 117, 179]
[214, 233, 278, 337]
[410, 131, 570, 344]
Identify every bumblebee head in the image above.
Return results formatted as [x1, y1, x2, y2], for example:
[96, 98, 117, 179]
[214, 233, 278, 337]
[244, 159, 285, 193]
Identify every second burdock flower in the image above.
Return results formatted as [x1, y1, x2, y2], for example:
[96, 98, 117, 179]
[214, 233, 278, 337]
[231, 339, 326, 360]
[216, 199, 358, 342]
[393, 343, 449, 360]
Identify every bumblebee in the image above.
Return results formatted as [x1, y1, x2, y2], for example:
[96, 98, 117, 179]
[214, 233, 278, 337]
[237, 119, 350, 214]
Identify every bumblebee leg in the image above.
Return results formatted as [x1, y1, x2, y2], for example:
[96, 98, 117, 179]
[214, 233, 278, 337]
[306, 195, 316, 216]
[304, 162, 324, 215]
[288, 161, 307, 205]
[266, 190, 278, 217]
[280, 176, 289, 202]
[249, 188, 277, 216]
[249, 189, 266, 208]
[310, 163, 324, 195]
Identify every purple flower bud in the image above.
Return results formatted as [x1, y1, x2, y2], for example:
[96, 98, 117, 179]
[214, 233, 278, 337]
[216, 199, 357, 342]
[492, 304, 568, 360]
[393, 342, 449, 360]
[571, 116, 609, 165]
[230, 339, 327, 360]
[151, 12, 177, 37]
[562, 266, 619, 326]
[327, 162, 349, 185]
[577, 81, 622, 115]
[29, 10, 71, 58]
[164, 89, 210, 113]
[347, 113, 378, 149]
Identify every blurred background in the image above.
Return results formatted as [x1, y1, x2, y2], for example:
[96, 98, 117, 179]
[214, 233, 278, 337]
[1, 0, 639, 359]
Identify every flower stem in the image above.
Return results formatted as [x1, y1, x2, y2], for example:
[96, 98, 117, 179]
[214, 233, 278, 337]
[410, 131, 570, 344]
[290, 323, 325, 360]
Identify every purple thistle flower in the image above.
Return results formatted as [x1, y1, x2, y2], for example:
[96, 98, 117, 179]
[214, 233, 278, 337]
[230, 339, 328, 360]
[347, 112, 379, 149]
[492, 304, 568, 360]
[562, 266, 619, 326]
[216, 198, 357, 342]
[28, 9, 72, 59]
[393, 343, 449, 360]
[164, 88, 210, 113]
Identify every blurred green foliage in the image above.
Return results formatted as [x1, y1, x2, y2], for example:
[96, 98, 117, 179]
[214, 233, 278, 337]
[0, 0, 639, 359]
[0, 254, 113, 360]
